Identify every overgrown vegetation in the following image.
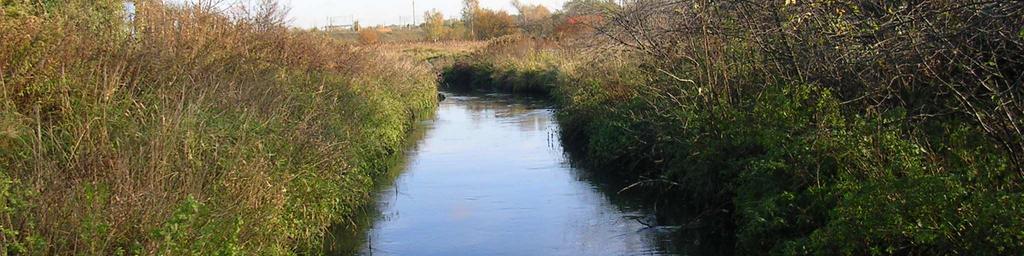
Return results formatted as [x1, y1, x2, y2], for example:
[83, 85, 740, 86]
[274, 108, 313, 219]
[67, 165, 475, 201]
[441, 37, 561, 94]
[4, 0, 1021, 254]
[443, 0, 1024, 254]
[0, 0, 436, 254]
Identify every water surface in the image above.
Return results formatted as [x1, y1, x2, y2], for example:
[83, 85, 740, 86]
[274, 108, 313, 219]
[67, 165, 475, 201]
[352, 94, 683, 255]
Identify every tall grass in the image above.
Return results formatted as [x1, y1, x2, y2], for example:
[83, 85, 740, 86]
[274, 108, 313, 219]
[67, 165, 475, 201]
[0, 0, 436, 254]
[440, 36, 562, 94]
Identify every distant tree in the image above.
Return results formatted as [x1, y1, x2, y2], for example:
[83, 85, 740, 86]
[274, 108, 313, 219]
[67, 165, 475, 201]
[511, 0, 552, 36]
[448, 20, 470, 40]
[353, 20, 361, 31]
[553, 0, 613, 39]
[423, 9, 447, 42]
[462, 0, 480, 39]
[554, 14, 602, 39]
[474, 9, 516, 39]
[561, 0, 616, 16]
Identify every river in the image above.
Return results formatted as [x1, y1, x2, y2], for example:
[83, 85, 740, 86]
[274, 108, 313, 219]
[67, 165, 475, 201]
[333, 93, 691, 255]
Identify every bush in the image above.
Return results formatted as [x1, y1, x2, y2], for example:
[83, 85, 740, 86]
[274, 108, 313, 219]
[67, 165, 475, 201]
[449, 1, 1024, 249]
[358, 29, 381, 45]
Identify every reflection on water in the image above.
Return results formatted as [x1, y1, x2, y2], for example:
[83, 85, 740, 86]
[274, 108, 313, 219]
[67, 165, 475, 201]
[339, 93, 691, 255]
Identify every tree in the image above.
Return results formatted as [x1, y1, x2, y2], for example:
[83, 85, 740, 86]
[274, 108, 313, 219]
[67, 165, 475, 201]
[561, 0, 615, 16]
[449, 20, 470, 40]
[462, 0, 480, 39]
[511, 0, 552, 36]
[554, 14, 602, 38]
[423, 9, 446, 42]
[474, 9, 516, 39]
[554, 0, 613, 39]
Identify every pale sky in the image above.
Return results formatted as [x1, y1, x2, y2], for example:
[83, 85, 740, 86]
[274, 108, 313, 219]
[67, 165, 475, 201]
[281, 0, 568, 28]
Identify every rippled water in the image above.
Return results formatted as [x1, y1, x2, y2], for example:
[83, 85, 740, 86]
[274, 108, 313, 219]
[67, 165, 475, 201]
[338, 94, 687, 255]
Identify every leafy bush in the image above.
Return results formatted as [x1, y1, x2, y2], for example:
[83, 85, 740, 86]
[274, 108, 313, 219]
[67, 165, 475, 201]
[451, 1, 1024, 249]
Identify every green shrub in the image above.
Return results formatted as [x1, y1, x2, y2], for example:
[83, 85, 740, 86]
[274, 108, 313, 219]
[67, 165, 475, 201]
[452, 28, 1023, 253]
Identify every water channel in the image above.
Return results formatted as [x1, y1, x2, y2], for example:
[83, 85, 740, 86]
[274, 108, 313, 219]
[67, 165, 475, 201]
[333, 93, 697, 255]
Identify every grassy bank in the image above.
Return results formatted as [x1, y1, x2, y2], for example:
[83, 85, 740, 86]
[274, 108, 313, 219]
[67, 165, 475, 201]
[442, 1, 1024, 252]
[440, 37, 560, 95]
[0, 1, 435, 254]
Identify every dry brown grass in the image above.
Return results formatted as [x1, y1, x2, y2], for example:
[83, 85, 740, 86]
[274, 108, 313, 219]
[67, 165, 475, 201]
[0, 0, 436, 254]
[379, 40, 487, 55]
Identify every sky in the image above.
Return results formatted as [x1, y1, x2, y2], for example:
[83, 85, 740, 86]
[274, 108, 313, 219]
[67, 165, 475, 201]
[280, 0, 569, 28]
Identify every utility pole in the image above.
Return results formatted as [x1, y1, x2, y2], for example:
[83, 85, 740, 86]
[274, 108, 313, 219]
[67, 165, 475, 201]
[412, 0, 417, 26]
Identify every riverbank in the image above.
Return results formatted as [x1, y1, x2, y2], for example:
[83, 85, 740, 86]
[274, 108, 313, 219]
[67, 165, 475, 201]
[441, 29, 1024, 254]
[349, 93, 694, 255]
[0, 1, 436, 254]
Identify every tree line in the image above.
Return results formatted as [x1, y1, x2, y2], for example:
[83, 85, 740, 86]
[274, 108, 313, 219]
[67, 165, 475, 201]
[420, 0, 596, 42]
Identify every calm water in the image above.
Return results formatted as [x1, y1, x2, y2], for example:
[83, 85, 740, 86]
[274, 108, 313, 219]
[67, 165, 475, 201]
[343, 94, 686, 255]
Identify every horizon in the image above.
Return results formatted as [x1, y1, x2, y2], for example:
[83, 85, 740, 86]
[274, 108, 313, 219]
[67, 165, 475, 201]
[273, 0, 569, 28]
